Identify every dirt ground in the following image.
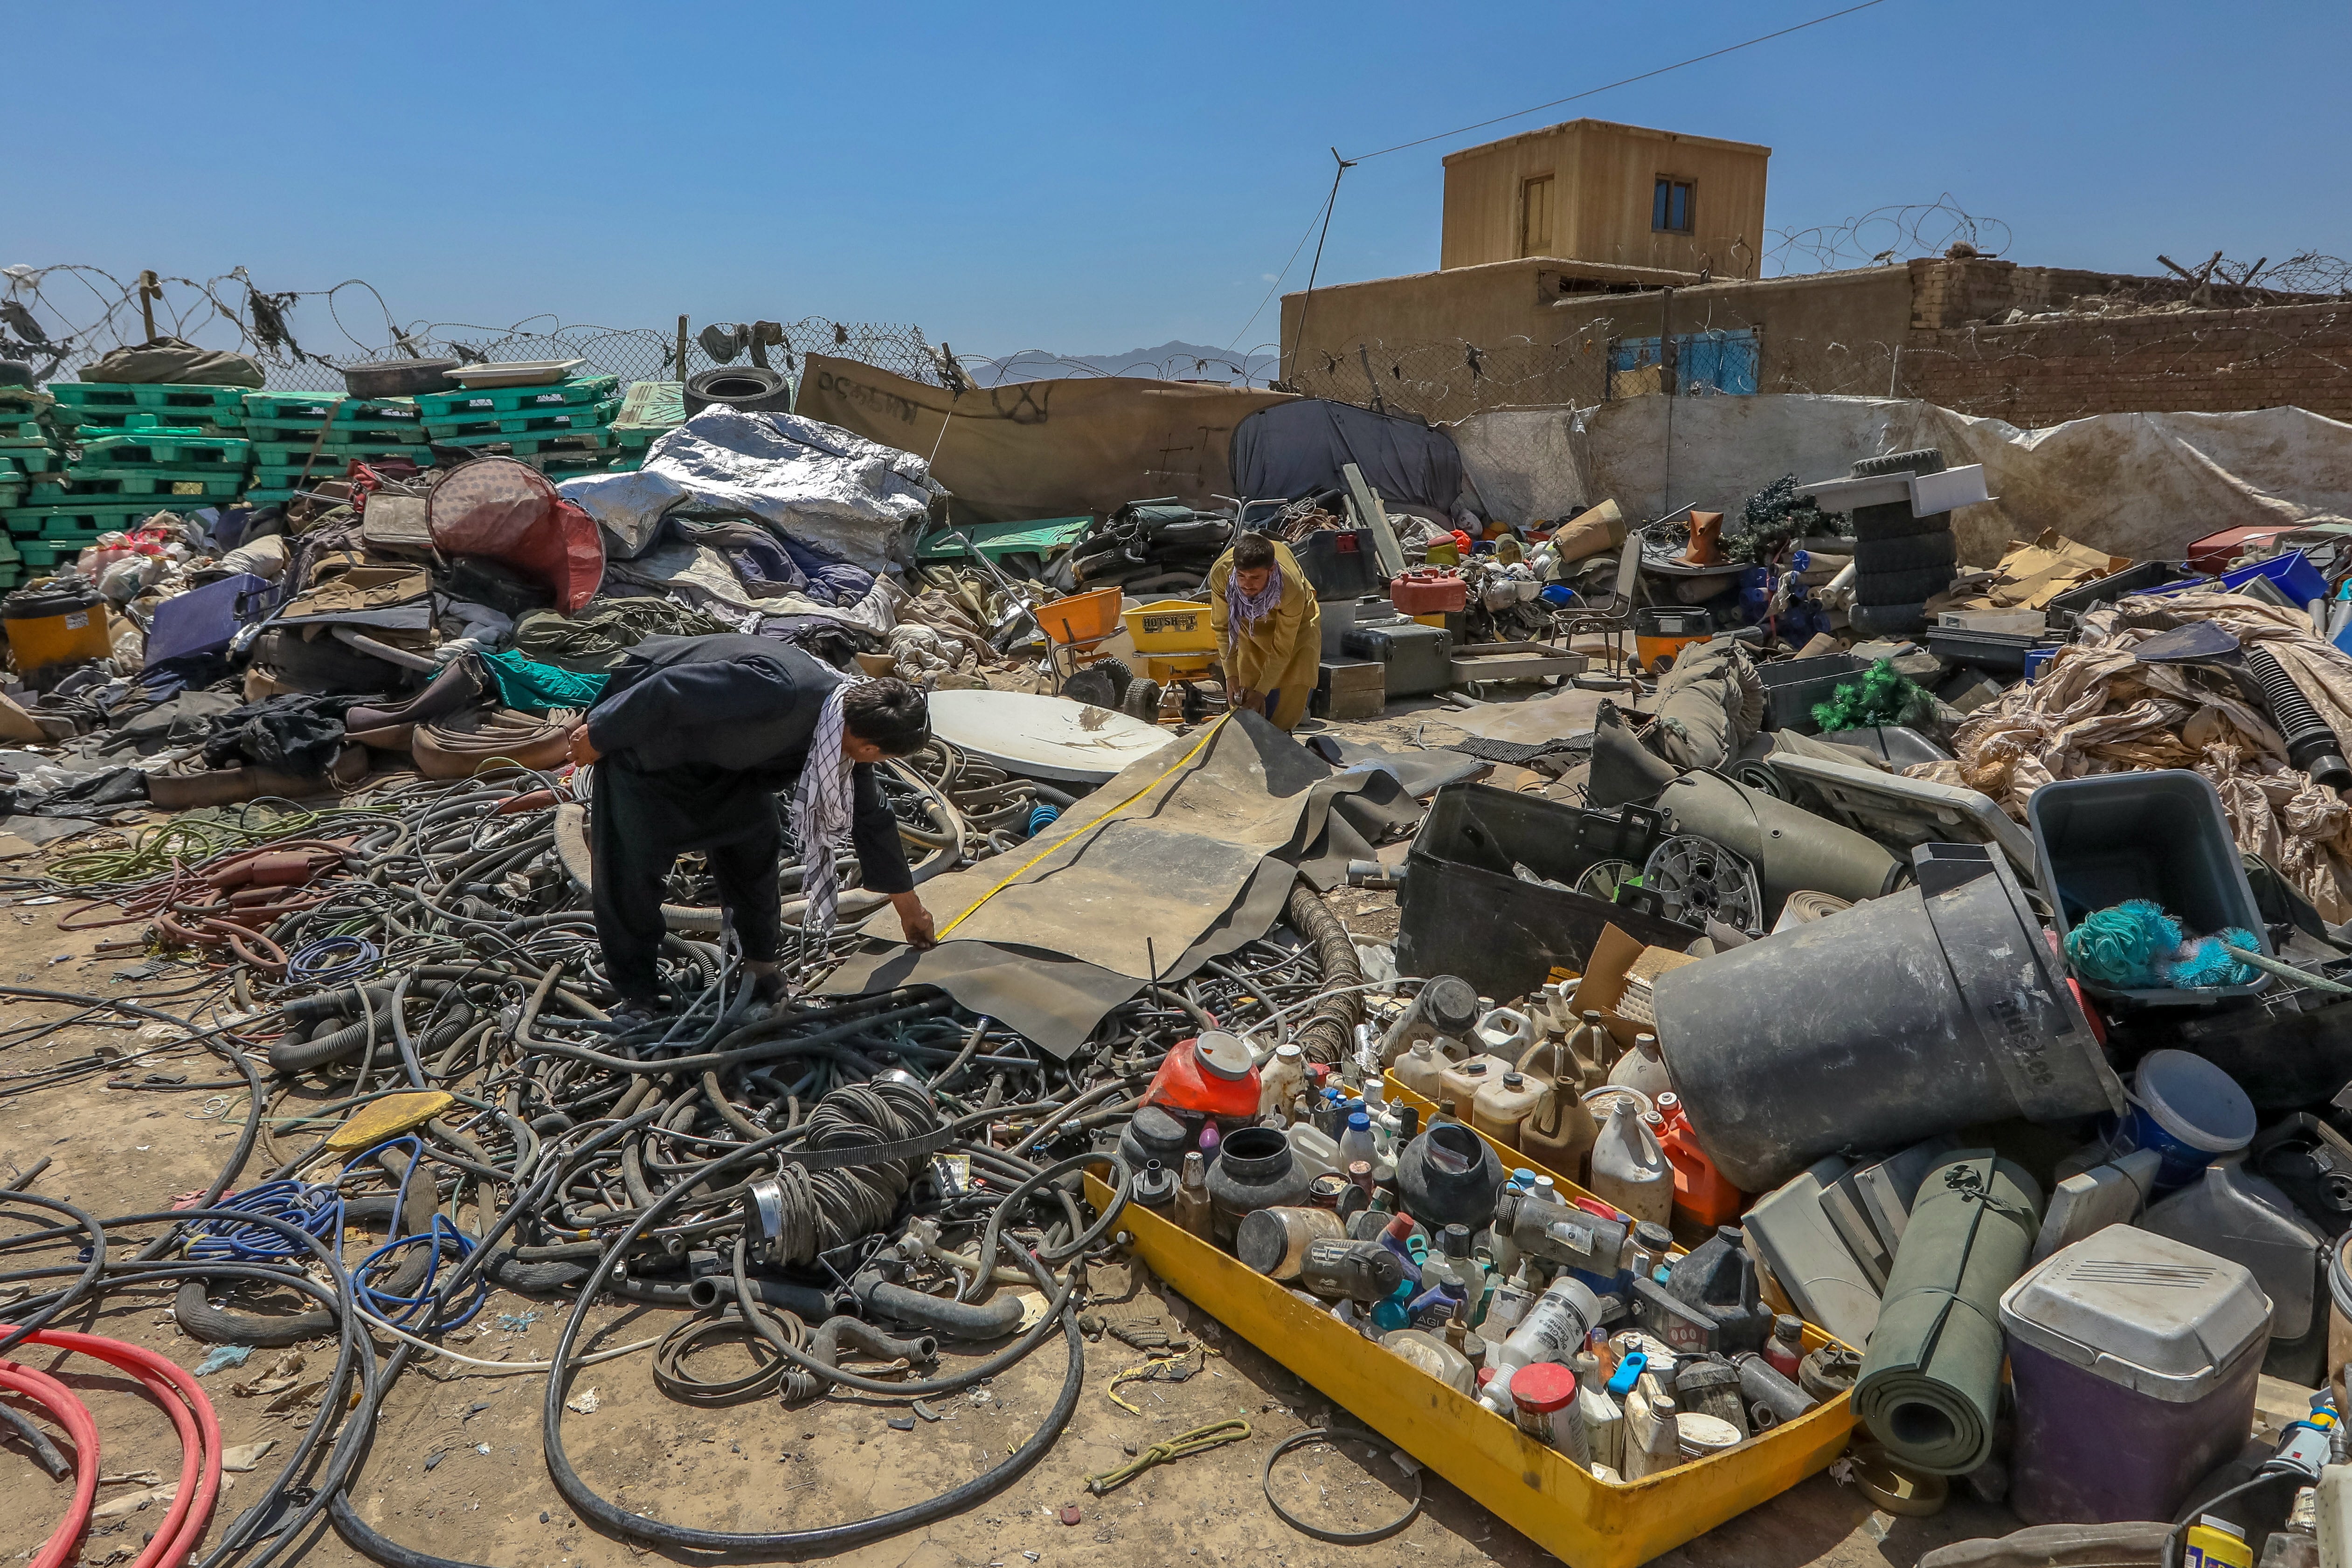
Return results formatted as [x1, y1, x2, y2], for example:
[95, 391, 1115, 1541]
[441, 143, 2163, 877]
[0, 731, 2025, 1568]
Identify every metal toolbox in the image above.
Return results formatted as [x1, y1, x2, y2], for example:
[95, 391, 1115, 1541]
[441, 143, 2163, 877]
[1341, 617, 1453, 697]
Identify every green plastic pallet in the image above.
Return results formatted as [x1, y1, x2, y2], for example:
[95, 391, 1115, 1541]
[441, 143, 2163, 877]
[48, 382, 251, 417]
[521, 452, 611, 480]
[71, 432, 250, 468]
[242, 415, 425, 443]
[413, 374, 619, 420]
[249, 440, 430, 467]
[420, 397, 620, 439]
[47, 407, 242, 435]
[436, 427, 612, 455]
[0, 448, 66, 473]
[0, 485, 20, 511]
[239, 389, 420, 423]
[13, 543, 68, 568]
[0, 419, 46, 442]
[34, 470, 247, 498]
[5, 499, 214, 534]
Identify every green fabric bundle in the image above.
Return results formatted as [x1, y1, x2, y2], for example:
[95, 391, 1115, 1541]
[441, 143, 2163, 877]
[479, 649, 610, 714]
[1854, 1149, 2043, 1474]
[1810, 657, 1930, 732]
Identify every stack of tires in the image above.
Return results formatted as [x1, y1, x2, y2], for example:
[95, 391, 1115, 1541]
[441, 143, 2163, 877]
[1847, 448, 1955, 637]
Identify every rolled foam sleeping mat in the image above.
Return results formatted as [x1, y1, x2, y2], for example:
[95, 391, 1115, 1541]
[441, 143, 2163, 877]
[1854, 1149, 2042, 1475]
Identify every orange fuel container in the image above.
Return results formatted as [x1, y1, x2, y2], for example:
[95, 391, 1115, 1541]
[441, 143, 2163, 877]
[2, 582, 112, 676]
[1657, 1091, 1746, 1230]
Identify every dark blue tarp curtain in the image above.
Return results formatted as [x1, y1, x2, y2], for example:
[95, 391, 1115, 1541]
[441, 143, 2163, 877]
[1229, 399, 1465, 516]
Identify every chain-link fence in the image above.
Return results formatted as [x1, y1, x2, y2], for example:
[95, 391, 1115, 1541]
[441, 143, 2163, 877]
[1284, 336, 1613, 423]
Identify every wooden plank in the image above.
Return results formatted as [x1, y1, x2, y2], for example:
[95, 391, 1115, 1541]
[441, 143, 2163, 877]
[1343, 461, 1408, 580]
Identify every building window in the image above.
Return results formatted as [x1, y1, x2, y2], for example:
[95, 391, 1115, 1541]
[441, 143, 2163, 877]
[1520, 174, 1553, 257]
[1653, 177, 1694, 235]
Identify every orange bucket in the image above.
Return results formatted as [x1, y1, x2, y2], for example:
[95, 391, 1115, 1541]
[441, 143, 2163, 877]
[1034, 587, 1122, 646]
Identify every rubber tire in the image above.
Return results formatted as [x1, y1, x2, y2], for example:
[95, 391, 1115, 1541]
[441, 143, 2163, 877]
[1123, 678, 1162, 721]
[1854, 566, 1958, 603]
[1849, 501, 1954, 543]
[1847, 599, 1931, 636]
[1853, 531, 1957, 573]
[683, 366, 792, 417]
[1850, 448, 1947, 478]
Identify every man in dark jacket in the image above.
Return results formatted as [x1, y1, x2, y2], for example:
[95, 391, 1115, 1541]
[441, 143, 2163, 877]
[566, 634, 937, 1014]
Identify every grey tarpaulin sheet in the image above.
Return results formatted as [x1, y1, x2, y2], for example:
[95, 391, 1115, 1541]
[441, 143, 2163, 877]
[824, 713, 1416, 1054]
[1854, 1150, 2043, 1475]
[1449, 407, 1595, 527]
[1230, 399, 1466, 515]
[558, 406, 938, 567]
[1300, 734, 1489, 797]
[1464, 394, 2352, 567]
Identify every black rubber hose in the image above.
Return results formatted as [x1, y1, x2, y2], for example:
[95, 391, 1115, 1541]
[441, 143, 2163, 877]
[857, 1276, 1024, 1339]
[683, 1272, 837, 1319]
[271, 1013, 374, 1072]
[1286, 878, 1365, 1064]
[0, 1190, 104, 1360]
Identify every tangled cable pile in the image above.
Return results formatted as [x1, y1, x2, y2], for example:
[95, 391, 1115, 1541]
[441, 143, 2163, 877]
[0, 747, 1362, 1566]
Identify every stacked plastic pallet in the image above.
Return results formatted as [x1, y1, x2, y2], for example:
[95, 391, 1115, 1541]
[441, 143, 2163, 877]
[15, 385, 253, 573]
[415, 373, 620, 482]
[239, 389, 431, 507]
[608, 380, 685, 474]
[0, 385, 63, 588]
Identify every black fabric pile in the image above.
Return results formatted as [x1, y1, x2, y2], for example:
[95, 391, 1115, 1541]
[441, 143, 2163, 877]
[1045, 502, 1233, 594]
[200, 694, 358, 776]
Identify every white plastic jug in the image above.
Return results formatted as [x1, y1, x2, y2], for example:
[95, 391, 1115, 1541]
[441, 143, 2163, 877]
[1393, 1040, 1450, 1103]
[1438, 1052, 1517, 1110]
[1606, 1031, 1674, 1100]
[1589, 1098, 1674, 1228]
[1475, 1007, 1535, 1057]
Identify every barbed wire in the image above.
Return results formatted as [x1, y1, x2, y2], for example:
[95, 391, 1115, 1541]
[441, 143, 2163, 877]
[1764, 195, 2012, 276]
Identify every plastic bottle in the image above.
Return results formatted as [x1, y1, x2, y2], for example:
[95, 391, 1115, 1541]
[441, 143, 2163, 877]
[1393, 1040, 1448, 1102]
[1662, 1226, 1771, 1354]
[1174, 1152, 1215, 1240]
[1573, 1350, 1625, 1471]
[1258, 1042, 1307, 1122]
[1439, 1052, 1516, 1109]
[1299, 1237, 1410, 1302]
[1607, 1031, 1674, 1099]
[1287, 1117, 1343, 1177]
[1482, 1257, 1539, 1348]
[1472, 1070, 1549, 1152]
[1654, 1091, 1746, 1230]
[1764, 1315, 1805, 1382]
[1489, 1275, 1603, 1381]
[1589, 1098, 1674, 1229]
[1508, 1361, 1591, 1463]
[1475, 1007, 1535, 1057]
[1622, 1377, 1683, 1480]
[1513, 1068, 1598, 1181]
[1145, 1030, 1263, 1119]
[2183, 1516, 2253, 1568]
[1566, 1009, 1617, 1086]
[1338, 1111, 1378, 1174]
[1379, 1328, 1475, 1396]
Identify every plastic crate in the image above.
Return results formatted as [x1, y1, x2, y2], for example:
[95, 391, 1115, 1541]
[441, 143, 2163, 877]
[37, 470, 246, 498]
[71, 432, 250, 469]
[2042, 560, 2191, 625]
[432, 427, 613, 454]
[1757, 653, 1864, 732]
[2029, 769, 2272, 1008]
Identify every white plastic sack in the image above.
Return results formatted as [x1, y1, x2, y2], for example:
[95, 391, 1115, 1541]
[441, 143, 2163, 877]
[558, 405, 941, 569]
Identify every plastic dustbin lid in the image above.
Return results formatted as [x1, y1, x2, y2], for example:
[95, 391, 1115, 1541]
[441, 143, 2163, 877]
[3, 582, 102, 619]
[1997, 1226, 2272, 1403]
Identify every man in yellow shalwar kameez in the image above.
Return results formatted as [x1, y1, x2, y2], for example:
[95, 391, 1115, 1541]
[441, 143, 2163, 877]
[1206, 532, 1321, 732]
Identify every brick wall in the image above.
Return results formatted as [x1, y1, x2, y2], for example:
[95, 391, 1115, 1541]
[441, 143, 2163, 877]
[1897, 298, 2352, 425]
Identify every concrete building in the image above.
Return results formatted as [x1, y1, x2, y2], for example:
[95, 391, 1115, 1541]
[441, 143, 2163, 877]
[1279, 120, 2351, 429]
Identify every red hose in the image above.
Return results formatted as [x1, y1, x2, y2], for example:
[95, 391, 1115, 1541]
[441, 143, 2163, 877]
[0, 1360, 98, 1568]
[0, 1326, 222, 1568]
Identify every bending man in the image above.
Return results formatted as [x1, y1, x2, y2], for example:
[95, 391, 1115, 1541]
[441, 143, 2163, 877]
[567, 634, 937, 1018]
[1207, 531, 1320, 732]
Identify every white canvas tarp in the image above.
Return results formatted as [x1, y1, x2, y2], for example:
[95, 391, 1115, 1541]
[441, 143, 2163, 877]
[1453, 395, 2352, 565]
[558, 405, 939, 567]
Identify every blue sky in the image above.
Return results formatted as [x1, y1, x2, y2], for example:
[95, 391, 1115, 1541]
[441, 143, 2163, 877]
[6, 0, 2347, 364]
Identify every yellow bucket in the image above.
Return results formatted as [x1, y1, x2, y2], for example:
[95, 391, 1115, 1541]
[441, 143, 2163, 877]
[1122, 598, 1214, 654]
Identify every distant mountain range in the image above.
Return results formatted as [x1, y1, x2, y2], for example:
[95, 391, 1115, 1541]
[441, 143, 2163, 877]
[969, 340, 1278, 387]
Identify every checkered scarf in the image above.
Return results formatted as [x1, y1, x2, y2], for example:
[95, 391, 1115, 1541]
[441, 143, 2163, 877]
[795, 682, 857, 937]
[1226, 561, 1284, 635]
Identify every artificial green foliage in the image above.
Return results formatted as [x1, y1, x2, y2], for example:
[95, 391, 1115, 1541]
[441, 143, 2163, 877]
[1728, 474, 1841, 565]
[1810, 657, 1928, 731]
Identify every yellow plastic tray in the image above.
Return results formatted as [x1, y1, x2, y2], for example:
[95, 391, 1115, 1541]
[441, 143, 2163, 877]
[1084, 1106, 1856, 1566]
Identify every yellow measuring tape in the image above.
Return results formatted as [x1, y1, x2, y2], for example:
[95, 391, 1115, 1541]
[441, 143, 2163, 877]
[934, 713, 1231, 941]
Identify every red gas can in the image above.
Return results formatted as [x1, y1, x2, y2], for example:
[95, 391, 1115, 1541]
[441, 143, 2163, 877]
[1389, 569, 1467, 615]
[1655, 1092, 1746, 1230]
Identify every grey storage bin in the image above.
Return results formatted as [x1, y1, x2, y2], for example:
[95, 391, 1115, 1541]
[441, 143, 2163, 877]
[2027, 769, 2272, 1006]
[1757, 653, 1863, 733]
